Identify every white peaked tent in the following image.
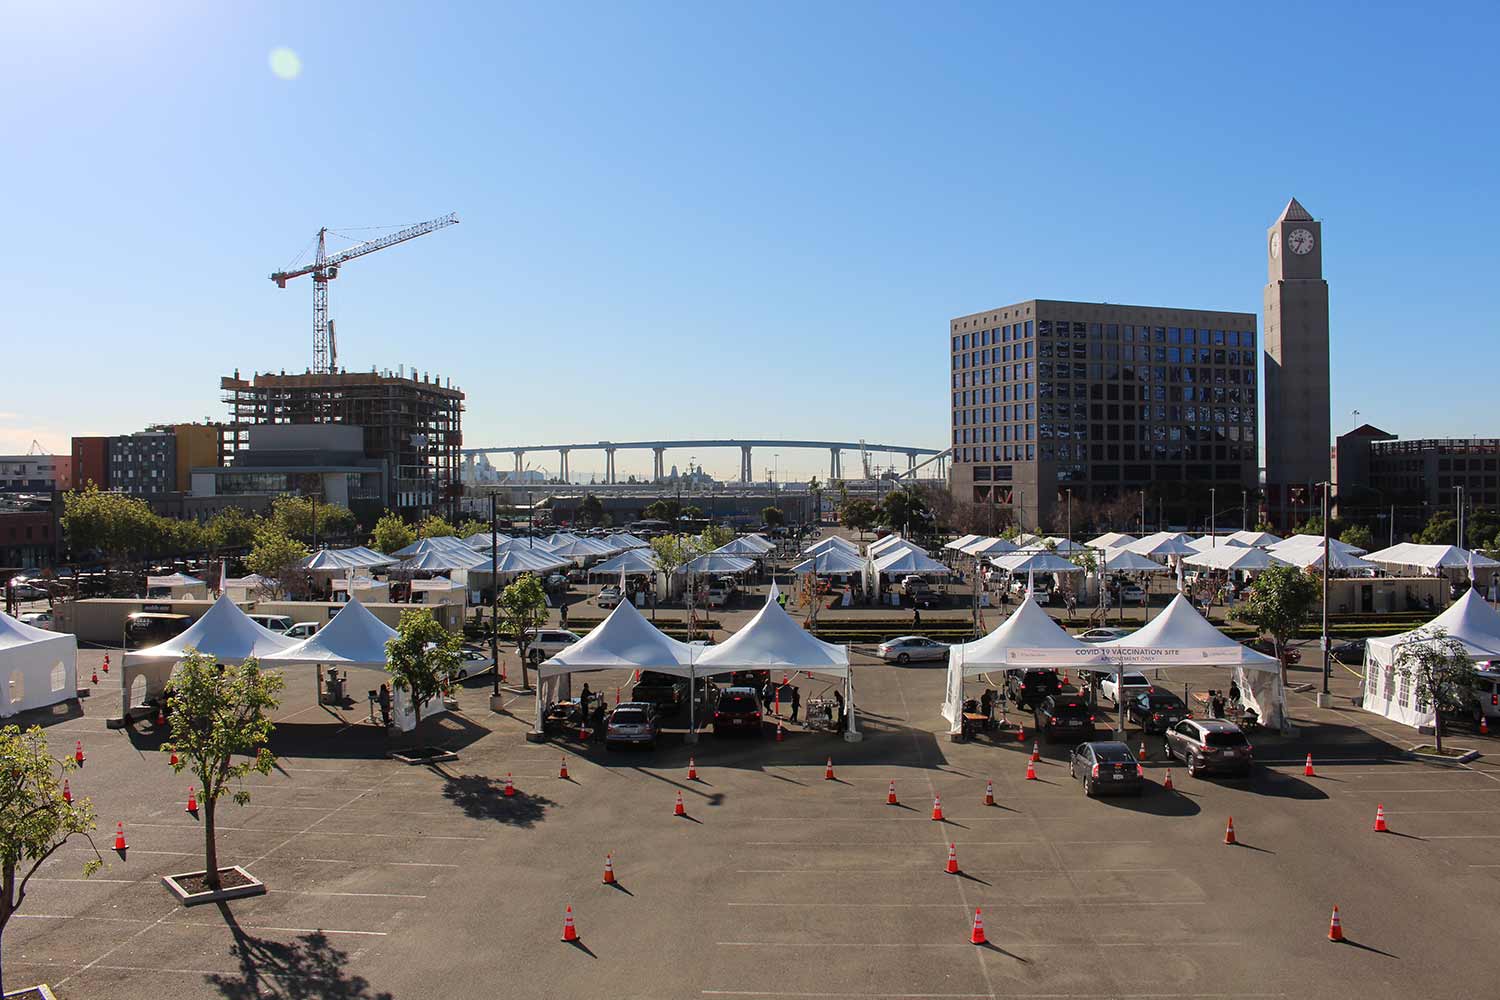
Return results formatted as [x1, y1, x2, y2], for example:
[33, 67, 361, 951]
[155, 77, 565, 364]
[546, 537, 613, 561]
[990, 550, 1084, 575]
[1186, 535, 1248, 553]
[1276, 544, 1376, 572]
[804, 535, 858, 556]
[484, 548, 570, 575]
[715, 537, 772, 557]
[1125, 532, 1199, 558]
[120, 595, 295, 719]
[737, 534, 777, 554]
[589, 549, 658, 577]
[1097, 548, 1172, 573]
[1268, 534, 1366, 556]
[1362, 589, 1500, 730]
[1184, 546, 1289, 572]
[1046, 538, 1090, 555]
[698, 591, 857, 739]
[867, 534, 910, 558]
[303, 546, 396, 572]
[146, 573, 208, 599]
[1361, 543, 1500, 574]
[396, 547, 489, 573]
[944, 534, 982, 552]
[793, 546, 868, 583]
[222, 574, 275, 601]
[961, 536, 1019, 558]
[1014, 533, 1046, 547]
[0, 610, 77, 718]
[681, 553, 756, 575]
[942, 597, 1107, 734]
[391, 536, 478, 559]
[1097, 594, 1286, 729]
[610, 533, 653, 550]
[872, 545, 949, 577]
[1227, 530, 1283, 547]
[1087, 532, 1138, 549]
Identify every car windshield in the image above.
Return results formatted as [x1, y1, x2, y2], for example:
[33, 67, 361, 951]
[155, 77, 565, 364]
[719, 695, 757, 712]
[1206, 731, 1248, 748]
[611, 710, 647, 725]
[1124, 674, 1149, 685]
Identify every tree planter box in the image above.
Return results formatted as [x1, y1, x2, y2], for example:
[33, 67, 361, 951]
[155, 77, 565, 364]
[388, 746, 458, 765]
[1405, 744, 1480, 766]
[162, 866, 266, 906]
[5, 985, 59, 999]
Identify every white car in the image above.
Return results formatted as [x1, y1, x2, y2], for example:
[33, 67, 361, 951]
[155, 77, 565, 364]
[284, 621, 321, 640]
[18, 611, 53, 629]
[525, 628, 583, 665]
[455, 646, 495, 680]
[1099, 671, 1152, 706]
[596, 585, 623, 610]
[1076, 627, 1131, 643]
[1120, 583, 1147, 604]
[876, 635, 949, 665]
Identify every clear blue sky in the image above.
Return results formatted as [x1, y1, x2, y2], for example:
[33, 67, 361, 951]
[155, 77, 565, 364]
[3, 3, 1496, 483]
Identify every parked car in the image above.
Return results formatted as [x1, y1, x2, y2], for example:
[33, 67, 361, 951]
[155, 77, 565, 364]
[900, 576, 931, 597]
[1163, 718, 1253, 777]
[1099, 671, 1152, 706]
[1126, 687, 1189, 733]
[1005, 668, 1061, 710]
[1245, 638, 1300, 664]
[525, 628, 583, 665]
[1034, 695, 1096, 743]
[455, 646, 495, 680]
[596, 584, 623, 610]
[18, 611, 53, 629]
[543, 573, 569, 593]
[284, 621, 321, 640]
[605, 702, 660, 750]
[1069, 741, 1144, 797]
[1076, 627, 1131, 643]
[712, 686, 764, 736]
[632, 670, 689, 714]
[1119, 583, 1146, 604]
[707, 578, 737, 608]
[728, 669, 771, 689]
[876, 635, 948, 665]
[248, 614, 294, 633]
[1330, 638, 1366, 662]
[1462, 668, 1500, 725]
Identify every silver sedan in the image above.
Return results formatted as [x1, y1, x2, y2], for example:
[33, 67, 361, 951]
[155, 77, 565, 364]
[876, 635, 949, 665]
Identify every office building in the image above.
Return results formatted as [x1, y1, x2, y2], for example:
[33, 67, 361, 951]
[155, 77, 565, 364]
[0, 453, 73, 493]
[1331, 434, 1499, 538]
[1263, 198, 1331, 527]
[107, 426, 176, 494]
[71, 436, 109, 490]
[949, 299, 1258, 528]
[191, 424, 389, 524]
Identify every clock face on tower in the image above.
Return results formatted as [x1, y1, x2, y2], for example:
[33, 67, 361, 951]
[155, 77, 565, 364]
[1287, 228, 1315, 255]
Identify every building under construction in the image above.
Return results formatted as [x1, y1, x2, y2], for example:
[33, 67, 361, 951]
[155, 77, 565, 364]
[218, 368, 464, 520]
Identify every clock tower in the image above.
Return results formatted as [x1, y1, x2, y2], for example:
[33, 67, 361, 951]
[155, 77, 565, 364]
[1262, 197, 1331, 528]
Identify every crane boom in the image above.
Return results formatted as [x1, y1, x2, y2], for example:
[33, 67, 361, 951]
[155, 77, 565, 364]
[270, 212, 459, 373]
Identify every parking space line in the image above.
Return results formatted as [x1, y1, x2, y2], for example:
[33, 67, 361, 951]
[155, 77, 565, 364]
[123, 822, 486, 841]
[725, 901, 1206, 908]
[701, 992, 1285, 998]
[167, 920, 388, 936]
[1338, 788, 1500, 794]
[735, 867, 1178, 875]
[270, 889, 428, 899]
[1421, 834, 1500, 840]
[742, 840, 1153, 847]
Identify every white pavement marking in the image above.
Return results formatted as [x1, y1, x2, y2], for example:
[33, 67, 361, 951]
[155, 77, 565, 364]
[726, 901, 1206, 909]
[742, 840, 1152, 847]
[735, 867, 1177, 875]
[270, 889, 428, 899]
[1340, 787, 1500, 794]
[124, 822, 485, 841]
[1421, 834, 1500, 840]
[701, 992, 1285, 999]
[29, 877, 134, 884]
[169, 920, 388, 936]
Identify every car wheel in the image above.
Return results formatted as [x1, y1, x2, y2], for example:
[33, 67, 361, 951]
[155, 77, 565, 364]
[1082, 779, 1093, 798]
[456, 669, 468, 681]
[896, 652, 910, 665]
[1188, 756, 1202, 777]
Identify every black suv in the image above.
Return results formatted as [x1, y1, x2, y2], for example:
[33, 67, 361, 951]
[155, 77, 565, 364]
[631, 671, 688, 715]
[1069, 741, 1144, 797]
[712, 687, 764, 737]
[1005, 668, 1061, 710]
[1163, 718, 1253, 777]
[1034, 695, 1096, 743]
[1126, 688, 1189, 733]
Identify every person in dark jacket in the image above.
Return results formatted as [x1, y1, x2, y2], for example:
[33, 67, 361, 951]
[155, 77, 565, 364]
[377, 684, 392, 729]
[790, 686, 801, 722]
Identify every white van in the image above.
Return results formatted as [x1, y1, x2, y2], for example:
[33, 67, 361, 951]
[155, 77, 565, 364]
[248, 614, 294, 633]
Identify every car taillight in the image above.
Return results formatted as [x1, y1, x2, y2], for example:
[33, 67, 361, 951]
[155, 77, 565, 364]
[1088, 715, 1095, 723]
[1492, 693, 1497, 706]
[1152, 713, 1161, 721]
[713, 712, 722, 719]
[1090, 763, 1099, 778]
[753, 711, 762, 720]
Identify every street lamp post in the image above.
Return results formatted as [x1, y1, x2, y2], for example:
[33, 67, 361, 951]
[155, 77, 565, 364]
[1209, 487, 1216, 548]
[1242, 489, 1247, 533]
[1139, 490, 1146, 535]
[1319, 481, 1332, 705]
[490, 492, 501, 700]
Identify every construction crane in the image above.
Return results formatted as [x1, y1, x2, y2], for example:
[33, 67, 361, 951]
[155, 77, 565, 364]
[270, 212, 459, 374]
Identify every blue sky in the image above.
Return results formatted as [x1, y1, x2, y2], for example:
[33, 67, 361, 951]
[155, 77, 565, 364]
[3, 2, 1496, 483]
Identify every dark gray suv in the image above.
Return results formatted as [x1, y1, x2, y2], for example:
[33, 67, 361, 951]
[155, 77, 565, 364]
[1163, 718, 1253, 778]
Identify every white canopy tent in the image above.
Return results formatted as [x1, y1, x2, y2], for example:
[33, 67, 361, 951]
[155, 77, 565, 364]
[942, 596, 1105, 734]
[960, 536, 1019, 558]
[1361, 543, 1500, 575]
[331, 575, 390, 603]
[1087, 532, 1138, 550]
[990, 550, 1085, 576]
[391, 536, 478, 559]
[222, 574, 276, 602]
[1227, 530, 1283, 548]
[303, 546, 396, 572]
[120, 595, 295, 719]
[866, 534, 911, 558]
[588, 549, 658, 577]
[1125, 532, 1199, 558]
[803, 535, 859, 557]
[681, 553, 756, 576]
[146, 572, 208, 599]
[1276, 544, 1377, 573]
[610, 533, 653, 550]
[546, 537, 614, 561]
[714, 537, 773, 558]
[1183, 546, 1289, 572]
[1097, 594, 1286, 730]
[1268, 534, 1367, 557]
[698, 591, 857, 740]
[1096, 548, 1173, 573]
[871, 545, 949, 583]
[1185, 535, 1248, 553]
[736, 534, 777, 554]
[1362, 589, 1500, 730]
[1046, 538, 1090, 555]
[396, 548, 489, 573]
[944, 534, 982, 552]
[0, 610, 77, 718]
[1014, 533, 1046, 547]
[793, 546, 868, 584]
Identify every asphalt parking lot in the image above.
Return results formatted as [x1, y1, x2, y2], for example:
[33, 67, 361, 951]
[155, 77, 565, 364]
[6, 638, 1498, 999]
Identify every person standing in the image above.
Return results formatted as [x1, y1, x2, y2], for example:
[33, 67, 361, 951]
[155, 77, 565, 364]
[790, 685, 801, 723]
[377, 683, 392, 729]
[832, 688, 846, 733]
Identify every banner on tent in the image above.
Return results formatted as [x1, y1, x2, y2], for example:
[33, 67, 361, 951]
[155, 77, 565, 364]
[1007, 647, 1112, 666]
[1006, 646, 1223, 666]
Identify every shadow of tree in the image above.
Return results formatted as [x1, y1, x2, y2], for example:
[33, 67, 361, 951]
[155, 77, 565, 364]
[207, 904, 393, 999]
[437, 770, 556, 827]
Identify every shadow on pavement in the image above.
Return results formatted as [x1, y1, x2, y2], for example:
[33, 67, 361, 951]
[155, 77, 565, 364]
[435, 768, 557, 828]
[1098, 788, 1202, 817]
[1240, 771, 1329, 800]
[207, 903, 394, 999]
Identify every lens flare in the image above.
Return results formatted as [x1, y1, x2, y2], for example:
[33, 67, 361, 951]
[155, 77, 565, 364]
[269, 47, 302, 80]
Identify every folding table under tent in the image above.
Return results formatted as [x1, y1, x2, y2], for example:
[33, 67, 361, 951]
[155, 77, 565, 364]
[118, 595, 295, 722]
[1362, 589, 1500, 731]
[1096, 594, 1287, 731]
[941, 595, 1106, 736]
[697, 588, 857, 738]
[0, 609, 78, 718]
[259, 597, 441, 733]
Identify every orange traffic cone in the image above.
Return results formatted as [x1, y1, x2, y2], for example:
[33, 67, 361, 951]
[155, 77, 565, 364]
[824, 757, 835, 781]
[1327, 904, 1344, 942]
[1025, 759, 1037, 781]
[1481, 715, 1490, 735]
[615, 686, 620, 705]
[561, 904, 578, 942]
[970, 907, 986, 945]
[169, 750, 178, 766]
[74, 740, 84, 765]
[1139, 739, 1148, 761]
[62, 779, 72, 804]
[1163, 769, 1174, 791]
[1304, 753, 1316, 777]
[1062, 670, 1070, 686]
[1373, 804, 1387, 832]
[931, 794, 944, 821]
[559, 755, 569, 780]
[688, 757, 698, 781]
[504, 773, 515, 797]
[775, 722, 784, 742]
[102, 654, 109, 674]
[887, 780, 898, 805]
[113, 822, 126, 851]
[91, 667, 98, 685]
[1029, 742, 1040, 763]
[674, 790, 686, 817]
[984, 779, 995, 806]
[1224, 817, 1237, 845]
[186, 787, 198, 813]
[1015, 726, 1025, 743]
[945, 843, 959, 875]
[602, 854, 616, 884]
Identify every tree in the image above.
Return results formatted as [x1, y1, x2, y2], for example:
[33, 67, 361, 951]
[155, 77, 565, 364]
[700, 525, 735, 550]
[416, 514, 457, 539]
[642, 499, 682, 523]
[204, 506, 260, 553]
[877, 486, 935, 537]
[245, 525, 310, 599]
[838, 498, 877, 538]
[761, 506, 785, 528]
[369, 510, 416, 554]
[1339, 523, 1375, 551]
[496, 573, 549, 689]
[807, 477, 823, 525]
[61, 484, 159, 567]
[681, 505, 704, 521]
[650, 533, 706, 616]
[1253, 519, 1276, 534]
[1232, 565, 1320, 682]
[162, 653, 283, 893]
[0, 726, 102, 994]
[578, 495, 605, 528]
[267, 496, 356, 544]
[384, 610, 462, 736]
[453, 518, 490, 540]
[1394, 628, 1476, 753]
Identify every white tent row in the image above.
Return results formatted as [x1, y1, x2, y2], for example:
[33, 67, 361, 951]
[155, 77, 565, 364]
[714, 536, 773, 557]
[793, 546, 868, 580]
[1124, 532, 1198, 558]
[0, 609, 77, 718]
[960, 536, 1019, 558]
[1360, 543, 1500, 575]
[1183, 546, 1289, 572]
[1097, 548, 1172, 573]
[866, 533, 911, 558]
[803, 535, 858, 557]
[396, 547, 490, 573]
[944, 534, 982, 552]
[681, 553, 756, 576]
[1268, 534, 1367, 557]
[1185, 535, 1248, 553]
[989, 550, 1085, 576]
[1086, 532, 1138, 550]
[1362, 590, 1500, 730]
[589, 549, 658, 577]
[303, 546, 397, 572]
[1227, 530, 1283, 547]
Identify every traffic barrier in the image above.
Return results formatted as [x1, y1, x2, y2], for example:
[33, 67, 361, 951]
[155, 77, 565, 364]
[1373, 804, 1387, 833]
[559, 755, 569, 780]
[887, 780, 898, 805]
[674, 790, 686, 817]
[1482, 716, 1490, 736]
[1024, 760, 1037, 781]
[156, 707, 166, 727]
[186, 787, 197, 813]
[970, 907, 986, 945]
[983, 779, 994, 806]
[945, 843, 959, 875]
[62, 779, 71, 804]
[1304, 753, 1316, 777]
[504, 773, 515, 797]
[688, 757, 698, 781]
[113, 822, 126, 851]
[1328, 904, 1343, 941]
[1224, 816, 1236, 845]
[602, 854, 615, 885]
[775, 722, 784, 742]
[824, 758, 835, 781]
[561, 905, 578, 942]
[931, 794, 944, 822]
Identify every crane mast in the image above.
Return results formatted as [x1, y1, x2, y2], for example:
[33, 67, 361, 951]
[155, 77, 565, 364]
[271, 212, 458, 374]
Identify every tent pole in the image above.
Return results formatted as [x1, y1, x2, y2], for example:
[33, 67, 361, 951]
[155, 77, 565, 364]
[1116, 661, 1125, 739]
